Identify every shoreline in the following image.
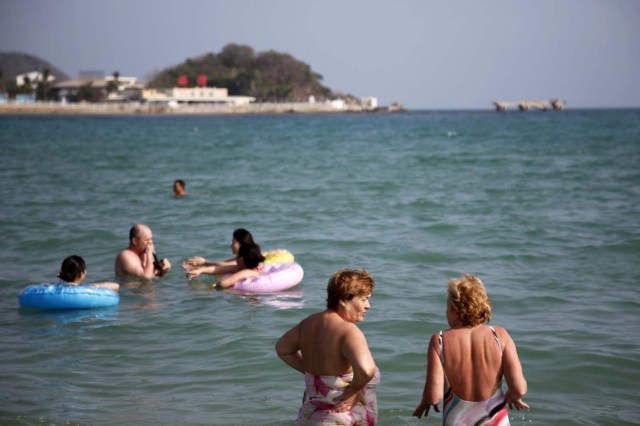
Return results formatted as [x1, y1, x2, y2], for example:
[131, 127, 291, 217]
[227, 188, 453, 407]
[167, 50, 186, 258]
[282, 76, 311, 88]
[0, 101, 398, 115]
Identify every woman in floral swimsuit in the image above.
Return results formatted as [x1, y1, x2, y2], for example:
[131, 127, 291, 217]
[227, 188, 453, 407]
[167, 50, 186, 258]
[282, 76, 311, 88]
[276, 269, 380, 425]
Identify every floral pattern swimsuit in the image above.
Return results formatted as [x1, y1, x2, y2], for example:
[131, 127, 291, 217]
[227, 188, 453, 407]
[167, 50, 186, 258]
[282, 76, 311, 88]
[296, 368, 381, 425]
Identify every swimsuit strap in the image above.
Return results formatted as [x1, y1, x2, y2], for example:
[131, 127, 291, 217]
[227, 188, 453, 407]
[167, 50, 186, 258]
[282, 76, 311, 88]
[440, 327, 502, 364]
[488, 325, 506, 387]
[488, 325, 503, 356]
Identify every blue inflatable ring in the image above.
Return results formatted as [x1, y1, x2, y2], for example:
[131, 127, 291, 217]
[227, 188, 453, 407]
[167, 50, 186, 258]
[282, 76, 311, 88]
[18, 284, 119, 309]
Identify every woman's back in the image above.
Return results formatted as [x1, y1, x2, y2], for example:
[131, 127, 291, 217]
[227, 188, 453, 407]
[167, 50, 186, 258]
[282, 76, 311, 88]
[298, 311, 355, 375]
[441, 324, 504, 401]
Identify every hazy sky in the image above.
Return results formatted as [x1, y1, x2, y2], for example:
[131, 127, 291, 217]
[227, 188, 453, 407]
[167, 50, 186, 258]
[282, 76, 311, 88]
[1, 0, 639, 109]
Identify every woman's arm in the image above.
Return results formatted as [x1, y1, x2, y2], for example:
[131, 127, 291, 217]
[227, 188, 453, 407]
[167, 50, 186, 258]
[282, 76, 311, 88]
[184, 263, 243, 280]
[333, 325, 377, 412]
[93, 281, 120, 291]
[413, 333, 444, 418]
[208, 257, 237, 267]
[183, 256, 238, 267]
[217, 268, 259, 288]
[275, 323, 304, 373]
[184, 265, 217, 279]
[499, 327, 529, 410]
[182, 256, 208, 267]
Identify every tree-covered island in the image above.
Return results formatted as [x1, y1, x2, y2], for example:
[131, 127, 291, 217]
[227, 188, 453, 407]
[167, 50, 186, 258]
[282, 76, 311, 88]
[147, 43, 336, 103]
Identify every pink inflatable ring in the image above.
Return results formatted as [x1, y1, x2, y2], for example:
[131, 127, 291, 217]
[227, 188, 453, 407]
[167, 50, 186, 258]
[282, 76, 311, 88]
[229, 262, 303, 293]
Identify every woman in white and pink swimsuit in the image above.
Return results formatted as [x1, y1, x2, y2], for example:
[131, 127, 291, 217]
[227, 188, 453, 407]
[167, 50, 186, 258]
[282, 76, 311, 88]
[413, 274, 529, 425]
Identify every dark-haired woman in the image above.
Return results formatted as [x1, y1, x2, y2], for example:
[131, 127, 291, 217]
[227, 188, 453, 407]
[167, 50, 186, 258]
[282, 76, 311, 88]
[182, 228, 256, 274]
[185, 243, 265, 289]
[58, 255, 119, 291]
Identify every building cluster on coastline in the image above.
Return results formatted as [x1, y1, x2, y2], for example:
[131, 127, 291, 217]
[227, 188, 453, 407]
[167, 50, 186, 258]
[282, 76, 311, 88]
[0, 70, 382, 113]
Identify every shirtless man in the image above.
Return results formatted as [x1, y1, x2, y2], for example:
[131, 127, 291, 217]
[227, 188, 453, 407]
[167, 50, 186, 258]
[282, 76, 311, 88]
[115, 224, 171, 279]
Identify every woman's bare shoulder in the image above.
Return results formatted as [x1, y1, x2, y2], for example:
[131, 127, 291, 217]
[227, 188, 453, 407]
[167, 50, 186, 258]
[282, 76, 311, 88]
[490, 324, 511, 339]
[299, 311, 332, 331]
[306, 311, 362, 338]
[339, 321, 367, 346]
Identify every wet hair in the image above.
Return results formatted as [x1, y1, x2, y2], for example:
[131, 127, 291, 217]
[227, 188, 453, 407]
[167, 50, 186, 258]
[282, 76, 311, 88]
[58, 255, 86, 282]
[174, 179, 185, 188]
[448, 274, 492, 327]
[237, 243, 265, 269]
[326, 269, 375, 310]
[233, 228, 256, 245]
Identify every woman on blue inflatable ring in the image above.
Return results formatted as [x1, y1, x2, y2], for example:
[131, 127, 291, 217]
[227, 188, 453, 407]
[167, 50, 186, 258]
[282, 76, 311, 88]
[57, 255, 120, 291]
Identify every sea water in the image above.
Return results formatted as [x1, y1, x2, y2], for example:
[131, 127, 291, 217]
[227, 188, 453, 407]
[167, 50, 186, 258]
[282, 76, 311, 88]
[0, 110, 638, 425]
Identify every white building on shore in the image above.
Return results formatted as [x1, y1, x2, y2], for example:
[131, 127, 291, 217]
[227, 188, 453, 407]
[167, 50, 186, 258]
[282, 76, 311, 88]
[360, 96, 378, 110]
[142, 87, 255, 107]
[53, 75, 142, 102]
[15, 71, 56, 89]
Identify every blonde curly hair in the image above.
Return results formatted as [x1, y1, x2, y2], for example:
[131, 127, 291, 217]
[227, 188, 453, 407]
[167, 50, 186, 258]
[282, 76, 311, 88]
[448, 274, 492, 327]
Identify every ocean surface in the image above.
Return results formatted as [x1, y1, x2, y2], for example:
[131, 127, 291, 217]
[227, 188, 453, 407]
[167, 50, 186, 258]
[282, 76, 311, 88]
[0, 109, 638, 426]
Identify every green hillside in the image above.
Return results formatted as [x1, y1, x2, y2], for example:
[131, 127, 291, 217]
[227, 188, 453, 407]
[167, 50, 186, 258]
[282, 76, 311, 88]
[0, 51, 69, 82]
[146, 44, 335, 102]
